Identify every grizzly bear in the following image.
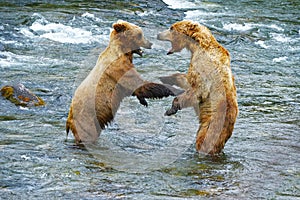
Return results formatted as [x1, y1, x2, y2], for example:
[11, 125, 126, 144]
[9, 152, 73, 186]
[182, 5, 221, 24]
[66, 20, 179, 144]
[157, 20, 238, 155]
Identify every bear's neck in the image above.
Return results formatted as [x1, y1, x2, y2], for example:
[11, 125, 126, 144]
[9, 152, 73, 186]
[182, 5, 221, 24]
[97, 45, 132, 64]
[107, 44, 128, 57]
[188, 41, 230, 67]
[125, 52, 134, 62]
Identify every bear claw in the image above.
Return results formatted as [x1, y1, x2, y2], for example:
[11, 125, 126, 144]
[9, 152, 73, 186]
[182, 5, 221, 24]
[164, 107, 178, 116]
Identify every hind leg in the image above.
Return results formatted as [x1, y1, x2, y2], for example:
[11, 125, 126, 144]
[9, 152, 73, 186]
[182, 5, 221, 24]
[195, 99, 227, 154]
[66, 106, 82, 144]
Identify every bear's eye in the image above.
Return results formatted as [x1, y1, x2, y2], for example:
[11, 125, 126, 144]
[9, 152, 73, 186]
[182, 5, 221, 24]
[136, 32, 143, 40]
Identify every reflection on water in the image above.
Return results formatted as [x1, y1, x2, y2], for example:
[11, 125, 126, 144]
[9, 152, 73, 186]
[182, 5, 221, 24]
[1, 0, 299, 199]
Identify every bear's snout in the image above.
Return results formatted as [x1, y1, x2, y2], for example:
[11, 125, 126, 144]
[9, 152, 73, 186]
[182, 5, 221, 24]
[142, 40, 152, 49]
[157, 30, 171, 41]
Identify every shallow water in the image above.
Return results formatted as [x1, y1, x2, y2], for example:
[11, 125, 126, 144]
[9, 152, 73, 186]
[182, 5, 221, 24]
[1, 0, 299, 199]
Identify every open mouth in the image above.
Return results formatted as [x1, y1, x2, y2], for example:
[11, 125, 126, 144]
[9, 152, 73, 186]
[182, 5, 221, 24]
[167, 45, 174, 55]
[132, 48, 144, 57]
[157, 32, 175, 55]
[166, 42, 176, 55]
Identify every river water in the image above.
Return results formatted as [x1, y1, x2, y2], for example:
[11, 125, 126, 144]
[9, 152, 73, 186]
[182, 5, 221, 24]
[0, 0, 299, 199]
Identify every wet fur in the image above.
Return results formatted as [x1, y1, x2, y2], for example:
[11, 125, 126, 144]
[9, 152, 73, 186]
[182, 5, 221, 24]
[159, 73, 189, 90]
[66, 20, 177, 143]
[158, 20, 238, 155]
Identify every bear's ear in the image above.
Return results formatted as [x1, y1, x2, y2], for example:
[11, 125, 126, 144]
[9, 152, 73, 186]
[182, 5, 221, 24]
[113, 23, 127, 33]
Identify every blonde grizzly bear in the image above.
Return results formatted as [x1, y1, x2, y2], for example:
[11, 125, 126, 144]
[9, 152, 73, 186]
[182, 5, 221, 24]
[158, 20, 238, 155]
[66, 20, 179, 144]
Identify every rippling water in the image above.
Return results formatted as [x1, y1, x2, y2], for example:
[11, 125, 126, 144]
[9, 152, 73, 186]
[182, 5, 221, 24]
[1, 0, 299, 199]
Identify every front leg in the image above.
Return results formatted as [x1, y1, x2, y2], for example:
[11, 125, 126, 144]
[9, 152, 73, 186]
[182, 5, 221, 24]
[165, 89, 198, 116]
[118, 68, 178, 107]
[159, 73, 190, 90]
[133, 82, 177, 107]
[136, 95, 148, 107]
[165, 97, 181, 116]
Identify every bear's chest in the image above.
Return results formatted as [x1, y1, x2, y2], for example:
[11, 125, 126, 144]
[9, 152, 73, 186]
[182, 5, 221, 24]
[102, 56, 134, 82]
[187, 63, 211, 86]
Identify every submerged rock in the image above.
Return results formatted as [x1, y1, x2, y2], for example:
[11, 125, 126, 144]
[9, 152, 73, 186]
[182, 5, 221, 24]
[1, 83, 45, 107]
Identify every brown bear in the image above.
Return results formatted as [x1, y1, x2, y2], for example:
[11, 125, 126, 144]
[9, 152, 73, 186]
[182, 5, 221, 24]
[157, 20, 238, 155]
[66, 20, 179, 144]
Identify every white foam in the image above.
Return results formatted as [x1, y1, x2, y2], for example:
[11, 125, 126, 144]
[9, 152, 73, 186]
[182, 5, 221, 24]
[184, 9, 227, 22]
[31, 12, 49, 24]
[82, 12, 103, 22]
[21, 155, 31, 160]
[255, 40, 269, 49]
[162, 0, 197, 9]
[185, 10, 212, 20]
[0, 51, 36, 67]
[272, 56, 288, 62]
[82, 12, 95, 18]
[269, 24, 284, 32]
[0, 39, 15, 44]
[223, 23, 253, 32]
[223, 22, 283, 32]
[19, 28, 35, 37]
[29, 21, 96, 44]
[136, 10, 155, 17]
[271, 33, 292, 43]
[0, 56, 13, 68]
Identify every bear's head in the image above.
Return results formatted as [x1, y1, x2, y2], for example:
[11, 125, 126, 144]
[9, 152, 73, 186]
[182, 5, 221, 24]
[157, 20, 215, 55]
[111, 20, 152, 55]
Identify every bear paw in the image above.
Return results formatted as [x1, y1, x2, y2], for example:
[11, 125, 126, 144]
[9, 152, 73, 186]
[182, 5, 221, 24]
[137, 96, 148, 107]
[165, 97, 180, 116]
